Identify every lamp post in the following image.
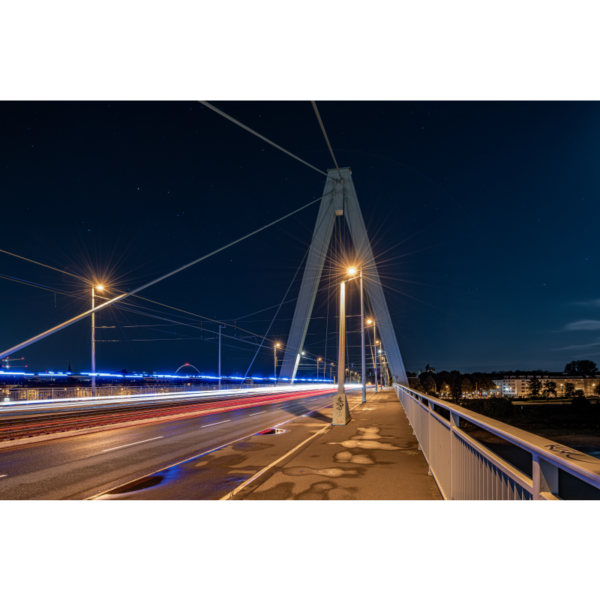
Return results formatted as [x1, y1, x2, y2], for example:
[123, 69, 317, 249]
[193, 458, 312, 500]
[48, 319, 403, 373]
[359, 268, 366, 403]
[366, 319, 378, 393]
[333, 273, 351, 425]
[375, 347, 379, 387]
[346, 267, 367, 403]
[333, 266, 365, 425]
[330, 362, 334, 382]
[274, 343, 280, 382]
[317, 357, 322, 382]
[382, 352, 389, 387]
[92, 284, 104, 397]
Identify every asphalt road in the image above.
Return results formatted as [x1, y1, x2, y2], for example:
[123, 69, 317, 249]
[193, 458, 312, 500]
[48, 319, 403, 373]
[0, 391, 339, 500]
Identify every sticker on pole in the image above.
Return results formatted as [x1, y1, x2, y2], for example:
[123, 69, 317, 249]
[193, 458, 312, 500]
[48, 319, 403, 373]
[332, 394, 351, 425]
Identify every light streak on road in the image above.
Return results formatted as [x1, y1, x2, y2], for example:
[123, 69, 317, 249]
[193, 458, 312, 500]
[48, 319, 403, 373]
[0, 383, 347, 410]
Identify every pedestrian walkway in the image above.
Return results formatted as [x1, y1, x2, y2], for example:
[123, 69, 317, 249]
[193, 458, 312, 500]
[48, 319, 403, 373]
[242, 389, 442, 500]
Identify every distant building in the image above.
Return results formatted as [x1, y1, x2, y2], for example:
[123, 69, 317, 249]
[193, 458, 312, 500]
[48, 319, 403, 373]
[492, 375, 600, 397]
[425, 364, 436, 374]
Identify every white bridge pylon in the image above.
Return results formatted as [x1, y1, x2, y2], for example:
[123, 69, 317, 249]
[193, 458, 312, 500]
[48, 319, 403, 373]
[279, 167, 408, 386]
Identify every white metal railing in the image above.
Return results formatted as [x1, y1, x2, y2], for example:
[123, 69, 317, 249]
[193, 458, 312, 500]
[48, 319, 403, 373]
[394, 383, 600, 500]
[1, 383, 269, 402]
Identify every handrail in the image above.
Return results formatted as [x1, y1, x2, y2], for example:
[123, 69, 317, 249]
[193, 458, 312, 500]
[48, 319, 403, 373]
[394, 383, 600, 500]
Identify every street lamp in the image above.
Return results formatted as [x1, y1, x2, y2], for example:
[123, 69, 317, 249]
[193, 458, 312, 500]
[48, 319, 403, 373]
[274, 343, 280, 382]
[366, 319, 379, 393]
[333, 266, 364, 425]
[333, 272, 350, 425]
[330, 362, 334, 382]
[91, 284, 104, 397]
[344, 266, 367, 403]
[317, 357, 322, 381]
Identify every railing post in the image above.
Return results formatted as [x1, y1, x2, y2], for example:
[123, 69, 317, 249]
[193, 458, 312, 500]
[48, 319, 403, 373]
[532, 453, 559, 500]
[427, 399, 432, 475]
[450, 411, 460, 500]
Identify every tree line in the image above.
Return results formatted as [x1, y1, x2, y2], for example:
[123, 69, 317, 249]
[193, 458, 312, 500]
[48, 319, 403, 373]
[406, 370, 497, 402]
[407, 360, 600, 403]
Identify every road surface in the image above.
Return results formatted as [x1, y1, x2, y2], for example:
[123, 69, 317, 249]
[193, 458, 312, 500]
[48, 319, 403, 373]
[0, 389, 342, 499]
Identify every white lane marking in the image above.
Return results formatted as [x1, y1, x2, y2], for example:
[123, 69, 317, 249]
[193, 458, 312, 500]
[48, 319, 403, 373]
[86, 397, 338, 501]
[220, 423, 331, 500]
[0, 474, 7, 478]
[200, 420, 230, 428]
[101, 436, 164, 453]
[221, 397, 365, 500]
[249, 411, 266, 416]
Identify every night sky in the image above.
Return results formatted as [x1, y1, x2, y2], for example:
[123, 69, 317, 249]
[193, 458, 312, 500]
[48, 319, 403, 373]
[1, 101, 599, 377]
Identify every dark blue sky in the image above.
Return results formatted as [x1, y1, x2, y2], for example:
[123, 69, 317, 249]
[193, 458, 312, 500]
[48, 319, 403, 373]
[1, 101, 599, 376]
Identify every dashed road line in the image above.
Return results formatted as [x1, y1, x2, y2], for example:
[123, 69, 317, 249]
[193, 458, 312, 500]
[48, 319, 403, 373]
[85, 396, 340, 500]
[200, 420, 230, 428]
[101, 436, 164, 453]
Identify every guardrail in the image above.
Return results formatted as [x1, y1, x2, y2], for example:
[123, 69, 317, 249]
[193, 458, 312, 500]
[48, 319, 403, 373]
[1, 383, 270, 402]
[393, 383, 600, 500]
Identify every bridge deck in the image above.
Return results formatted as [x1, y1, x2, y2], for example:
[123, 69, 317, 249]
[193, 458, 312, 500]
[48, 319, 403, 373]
[245, 389, 443, 500]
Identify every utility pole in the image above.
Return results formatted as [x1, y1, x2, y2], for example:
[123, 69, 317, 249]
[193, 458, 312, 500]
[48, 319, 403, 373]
[374, 321, 379, 393]
[219, 324, 225, 390]
[91, 286, 95, 397]
[91, 285, 104, 396]
[360, 269, 366, 403]
[274, 343, 280, 382]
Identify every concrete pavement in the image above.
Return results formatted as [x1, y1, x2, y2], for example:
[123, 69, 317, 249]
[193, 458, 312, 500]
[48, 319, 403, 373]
[242, 389, 442, 500]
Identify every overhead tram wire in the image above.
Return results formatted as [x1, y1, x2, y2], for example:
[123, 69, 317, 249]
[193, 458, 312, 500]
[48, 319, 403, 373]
[0, 103, 346, 356]
[1, 210, 338, 355]
[199, 101, 334, 179]
[0, 104, 346, 361]
[0, 249, 91, 284]
[0, 261, 332, 361]
[101, 302, 281, 356]
[0, 191, 333, 361]
[0, 246, 274, 339]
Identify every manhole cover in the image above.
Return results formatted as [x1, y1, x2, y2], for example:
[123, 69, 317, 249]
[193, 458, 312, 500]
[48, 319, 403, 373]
[254, 428, 287, 435]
